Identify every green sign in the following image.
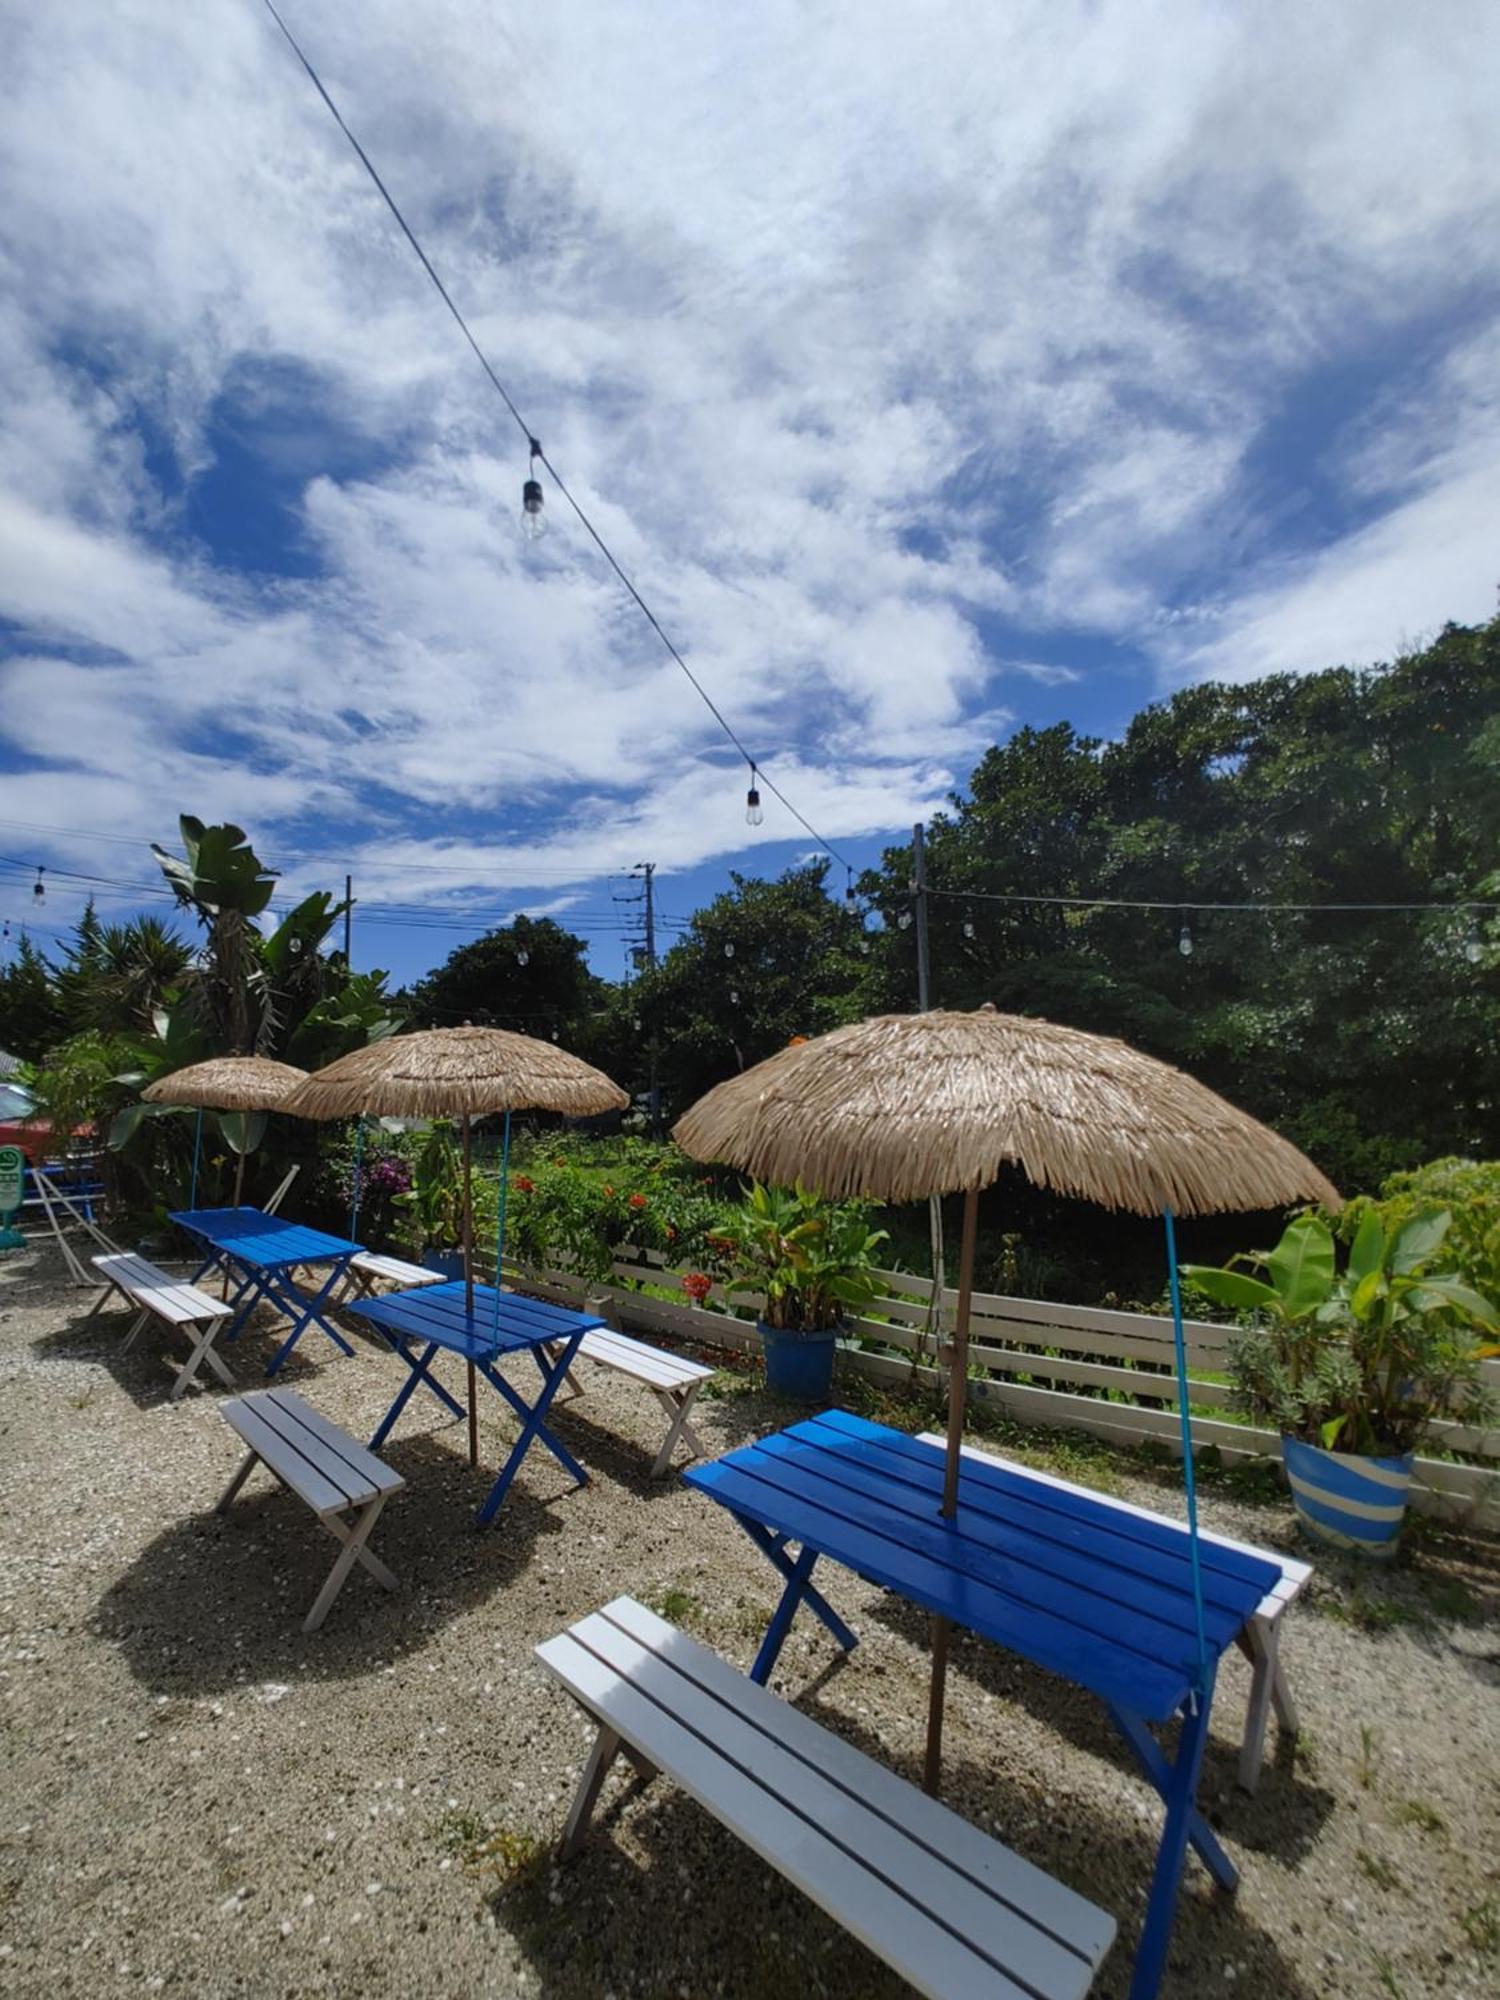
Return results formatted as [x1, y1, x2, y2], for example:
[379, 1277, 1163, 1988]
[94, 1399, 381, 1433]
[0, 1144, 24, 1250]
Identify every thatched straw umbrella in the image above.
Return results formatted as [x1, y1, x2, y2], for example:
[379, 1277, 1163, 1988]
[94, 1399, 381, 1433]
[143, 1056, 310, 1212]
[674, 1006, 1338, 1789]
[284, 1027, 627, 1463]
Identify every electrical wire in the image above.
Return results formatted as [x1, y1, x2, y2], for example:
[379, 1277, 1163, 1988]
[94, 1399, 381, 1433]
[926, 886, 1500, 915]
[257, 0, 854, 872]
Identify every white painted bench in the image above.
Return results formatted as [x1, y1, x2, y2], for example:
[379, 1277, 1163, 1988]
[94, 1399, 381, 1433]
[217, 1388, 404, 1632]
[337, 1252, 446, 1303]
[89, 1251, 236, 1400]
[539, 1597, 1113, 1999]
[921, 1432, 1310, 1792]
[550, 1325, 713, 1477]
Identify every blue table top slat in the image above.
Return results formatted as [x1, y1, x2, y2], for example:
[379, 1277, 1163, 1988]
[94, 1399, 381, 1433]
[752, 1429, 1247, 1653]
[686, 1410, 1279, 1724]
[811, 1408, 1282, 1598]
[170, 1207, 362, 1271]
[795, 1412, 1278, 1614]
[348, 1279, 605, 1362]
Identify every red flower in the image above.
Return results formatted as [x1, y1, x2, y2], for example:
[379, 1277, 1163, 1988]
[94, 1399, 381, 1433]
[682, 1271, 713, 1303]
[666, 1225, 677, 1240]
[628, 1192, 647, 1210]
[513, 1175, 534, 1194]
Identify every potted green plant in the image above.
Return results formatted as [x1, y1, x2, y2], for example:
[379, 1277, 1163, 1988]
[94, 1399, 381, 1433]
[395, 1122, 465, 1278]
[1183, 1209, 1498, 1556]
[716, 1181, 888, 1400]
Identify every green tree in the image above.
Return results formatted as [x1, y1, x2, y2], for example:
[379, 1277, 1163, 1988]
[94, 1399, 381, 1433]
[638, 862, 867, 1113]
[0, 933, 65, 1060]
[406, 914, 604, 1040]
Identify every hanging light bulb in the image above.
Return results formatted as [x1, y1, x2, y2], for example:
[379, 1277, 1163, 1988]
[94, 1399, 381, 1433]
[962, 918, 975, 940]
[897, 910, 912, 931]
[2, 920, 9, 942]
[844, 868, 855, 905]
[551, 1025, 560, 1041]
[521, 436, 546, 540]
[723, 941, 735, 959]
[33, 867, 45, 906]
[633, 1017, 642, 1033]
[729, 988, 739, 1005]
[1178, 921, 1194, 958]
[516, 947, 529, 967]
[858, 935, 870, 955]
[1465, 920, 1484, 966]
[745, 764, 764, 827]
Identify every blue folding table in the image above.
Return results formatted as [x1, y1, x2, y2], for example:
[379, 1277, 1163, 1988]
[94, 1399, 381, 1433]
[685, 1407, 1281, 2000]
[346, 1281, 603, 1527]
[170, 1207, 361, 1377]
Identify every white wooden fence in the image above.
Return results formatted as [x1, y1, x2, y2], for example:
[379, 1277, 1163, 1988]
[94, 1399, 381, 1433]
[479, 1243, 1500, 1530]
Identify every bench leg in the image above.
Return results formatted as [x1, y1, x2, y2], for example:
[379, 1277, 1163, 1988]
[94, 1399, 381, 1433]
[85, 1285, 115, 1322]
[172, 1319, 235, 1400]
[1234, 1618, 1296, 1792]
[649, 1381, 707, 1479]
[304, 1491, 393, 1633]
[217, 1447, 260, 1514]
[122, 1307, 151, 1352]
[559, 1724, 627, 1861]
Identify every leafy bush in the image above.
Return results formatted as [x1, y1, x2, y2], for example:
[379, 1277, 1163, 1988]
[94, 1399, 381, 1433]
[715, 1181, 888, 1334]
[1336, 1158, 1500, 1305]
[1184, 1210, 1498, 1456]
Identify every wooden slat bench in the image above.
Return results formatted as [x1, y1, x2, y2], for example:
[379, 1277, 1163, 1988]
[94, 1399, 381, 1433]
[90, 1251, 236, 1400]
[551, 1326, 713, 1477]
[538, 1596, 1115, 2000]
[921, 1432, 1310, 1792]
[337, 1252, 447, 1303]
[216, 1388, 404, 1632]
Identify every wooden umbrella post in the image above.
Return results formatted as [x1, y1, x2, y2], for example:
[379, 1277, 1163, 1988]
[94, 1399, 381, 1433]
[462, 1114, 478, 1467]
[224, 1146, 247, 1300]
[925, 1182, 980, 1795]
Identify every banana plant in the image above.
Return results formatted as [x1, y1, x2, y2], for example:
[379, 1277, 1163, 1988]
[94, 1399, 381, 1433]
[1184, 1209, 1498, 1455]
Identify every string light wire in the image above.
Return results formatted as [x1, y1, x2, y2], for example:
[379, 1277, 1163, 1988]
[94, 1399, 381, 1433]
[257, 0, 853, 872]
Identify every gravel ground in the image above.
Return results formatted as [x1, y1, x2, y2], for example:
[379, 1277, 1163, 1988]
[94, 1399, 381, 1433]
[1, 1239, 1498, 2000]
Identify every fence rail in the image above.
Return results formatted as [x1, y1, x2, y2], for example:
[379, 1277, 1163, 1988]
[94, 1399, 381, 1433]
[475, 1242, 1500, 1530]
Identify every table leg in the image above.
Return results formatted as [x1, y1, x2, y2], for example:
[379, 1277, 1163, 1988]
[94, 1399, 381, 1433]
[737, 1522, 859, 1684]
[369, 1340, 444, 1451]
[382, 1330, 466, 1422]
[223, 1268, 272, 1342]
[263, 1262, 356, 1376]
[473, 1334, 588, 1528]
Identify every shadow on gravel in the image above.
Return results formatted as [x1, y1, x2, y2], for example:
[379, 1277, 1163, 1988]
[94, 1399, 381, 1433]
[90, 1430, 573, 1694]
[497, 1751, 1321, 2000]
[30, 1299, 349, 1409]
[847, 1594, 1337, 1862]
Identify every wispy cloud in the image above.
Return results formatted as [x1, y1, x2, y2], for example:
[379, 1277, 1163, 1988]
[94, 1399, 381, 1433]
[1, 0, 1497, 931]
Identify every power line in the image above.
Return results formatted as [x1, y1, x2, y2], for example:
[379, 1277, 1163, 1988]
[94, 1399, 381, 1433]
[257, 0, 854, 873]
[926, 886, 1500, 915]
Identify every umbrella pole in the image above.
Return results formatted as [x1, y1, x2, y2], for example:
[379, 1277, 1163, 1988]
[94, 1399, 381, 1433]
[349, 1115, 365, 1240]
[223, 1147, 246, 1300]
[189, 1108, 202, 1210]
[1164, 1206, 1209, 1696]
[491, 1109, 511, 1358]
[462, 1115, 478, 1467]
[924, 1183, 979, 1794]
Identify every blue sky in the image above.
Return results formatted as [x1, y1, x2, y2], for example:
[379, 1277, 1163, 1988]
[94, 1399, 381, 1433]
[2, 0, 1498, 992]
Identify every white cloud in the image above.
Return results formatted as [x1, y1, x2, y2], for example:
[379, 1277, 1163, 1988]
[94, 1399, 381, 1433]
[0, 0, 1498, 921]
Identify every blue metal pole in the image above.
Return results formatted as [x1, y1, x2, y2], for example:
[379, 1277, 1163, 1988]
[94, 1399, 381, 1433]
[349, 1116, 365, 1240]
[1164, 1205, 1209, 1698]
[189, 1108, 202, 1210]
[491, 1110, 511, 1356]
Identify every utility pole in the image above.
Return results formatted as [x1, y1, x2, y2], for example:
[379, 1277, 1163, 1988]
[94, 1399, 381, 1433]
[623, 863, 663, 1135]
[343, 874, 353, 967]
[912, 823, 947, 1336]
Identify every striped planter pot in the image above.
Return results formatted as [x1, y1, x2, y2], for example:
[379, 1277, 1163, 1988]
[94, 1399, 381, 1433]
[1281, 1436, 1414, 1558]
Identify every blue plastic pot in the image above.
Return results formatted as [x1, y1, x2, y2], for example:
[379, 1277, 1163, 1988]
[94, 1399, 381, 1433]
[759, 1321, 837, 1401]
[422, 1248, 466, 1282]
[1281, 1435, 1413, 1558]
